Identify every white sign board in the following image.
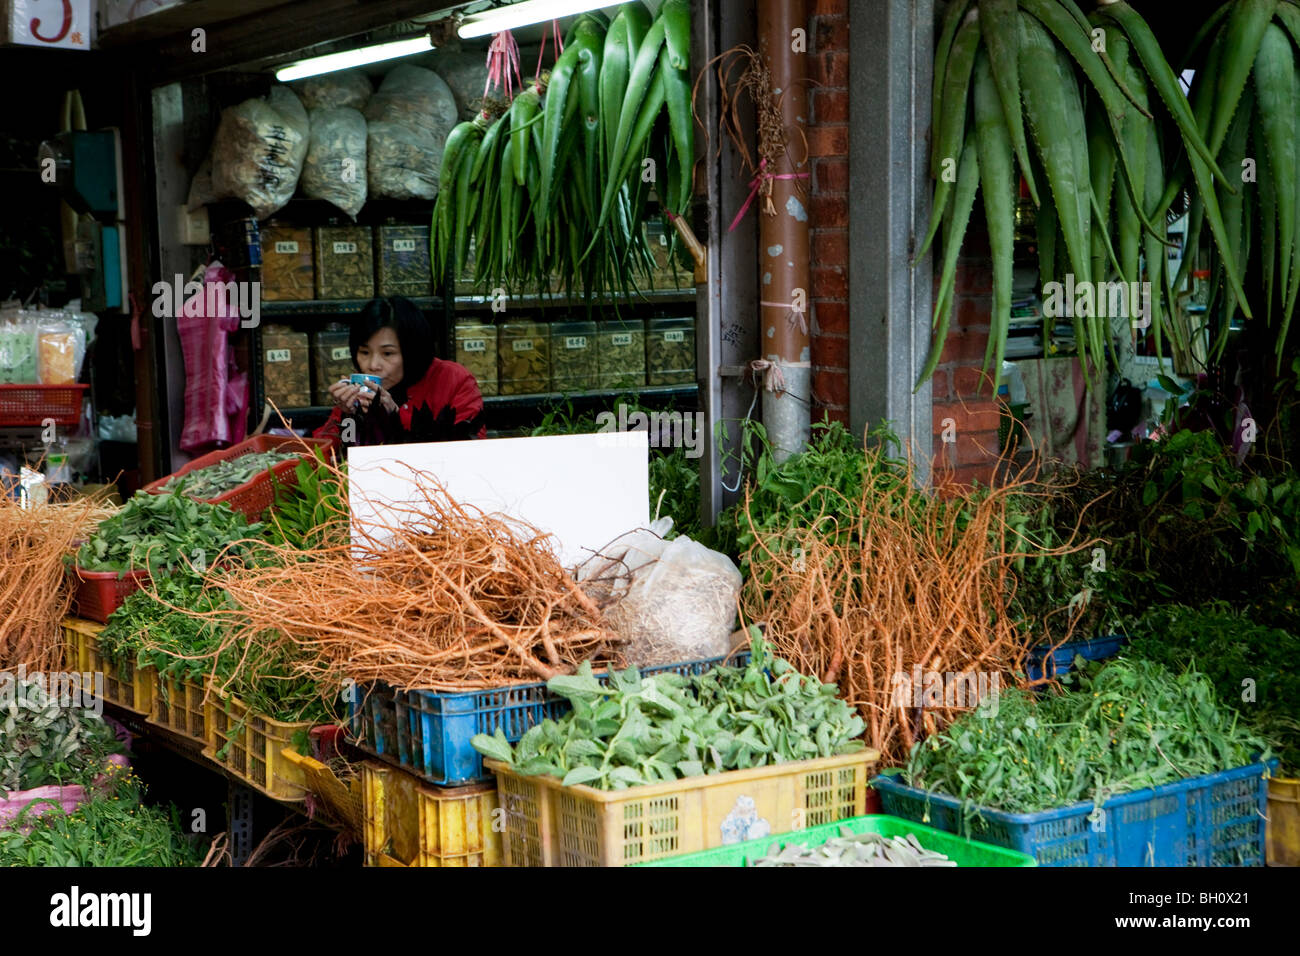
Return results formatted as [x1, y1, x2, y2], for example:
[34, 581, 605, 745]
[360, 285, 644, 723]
[6, 0, 93, 49]
[347, 433, 650, 570]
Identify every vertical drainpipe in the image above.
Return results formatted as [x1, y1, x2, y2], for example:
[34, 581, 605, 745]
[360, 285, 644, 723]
[757, 0, 811, 463]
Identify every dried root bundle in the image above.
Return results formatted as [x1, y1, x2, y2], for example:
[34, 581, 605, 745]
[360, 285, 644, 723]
[180, 471, 624, 693]
[739, 449, 1090, 766]
[0, 493, 116, 670]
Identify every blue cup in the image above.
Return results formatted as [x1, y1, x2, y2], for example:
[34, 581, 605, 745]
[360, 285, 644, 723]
[350, 373, 382, 394]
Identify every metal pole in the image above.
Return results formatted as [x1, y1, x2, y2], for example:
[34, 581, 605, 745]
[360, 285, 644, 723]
[757, 0, 811, 464]
[849, 0, 934, 478]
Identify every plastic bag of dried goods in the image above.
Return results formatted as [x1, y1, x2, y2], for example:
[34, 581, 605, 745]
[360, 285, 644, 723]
[301, 107, 368, 218]
[366, 120, 443, 200]
[294, 69, 373, 110]
[36, 314, 87, 385]
[0, 310, 38, 384]
[210, 85, 310, 220]
[595, 531, 742, 668]
[433, 52, 493, 120]
[363, 64, 458, 139]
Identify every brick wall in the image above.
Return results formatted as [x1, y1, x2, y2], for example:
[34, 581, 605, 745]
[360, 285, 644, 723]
[808, 0, 850, 426]
[931, 214, 1000, 489]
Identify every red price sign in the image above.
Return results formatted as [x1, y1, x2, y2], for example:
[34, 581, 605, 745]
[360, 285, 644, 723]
[7, 0, 91, 49]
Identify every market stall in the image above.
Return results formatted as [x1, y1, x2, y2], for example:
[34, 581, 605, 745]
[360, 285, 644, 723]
[0, 0, 1296, 882]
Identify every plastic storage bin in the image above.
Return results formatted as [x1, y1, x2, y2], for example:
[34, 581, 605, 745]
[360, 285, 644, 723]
[1026, 633, 1127, 682]
[455, 322, 498, 396]
[488, 749, 879, 867]
[549, 320, 598, 392]
[873, 761, 1276, 867]
[313, 225, 374, 299]
[259, 224, 315, 300]
[498, 321, 551, 395]
[361, 762, 500, 867]
[349, 652, 751, 787]
[311, 326, 354, 406]
[260, 325, 312, 410]
[375, 224, 432, 296]
[596, 318, 646, 389]
[638, 814, 1037, 867]
[647, 317, 694, 385]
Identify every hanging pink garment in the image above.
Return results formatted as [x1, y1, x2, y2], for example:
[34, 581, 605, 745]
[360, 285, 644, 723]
[179, 261, 248, 451]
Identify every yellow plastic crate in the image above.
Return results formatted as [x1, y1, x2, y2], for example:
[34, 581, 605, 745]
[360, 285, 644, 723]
[64, 617, 154, 715]
[361, 762, 501, 867]
[281, 749, 364, 835]
[149, 674, 209, 743]
[486, 749, 880, 867]
[1269, 776, 1299, 867]
[203, 691, 313, 801]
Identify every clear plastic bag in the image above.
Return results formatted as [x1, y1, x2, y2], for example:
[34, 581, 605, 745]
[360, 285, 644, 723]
[0, 310, 38, 384]
[36, 314, 87, 385]
[301, 107, 368, 218]
[293, 69, 373, 110]
[582, 524, 743, 668]
[210, 85, 310, 220]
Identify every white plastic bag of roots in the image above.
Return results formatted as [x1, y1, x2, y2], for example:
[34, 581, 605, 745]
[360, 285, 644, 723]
[293, 69, 372, 110]
[579, 523, 742, 668]
[301, 107, 368, 218]
[209, 85, 309, 220]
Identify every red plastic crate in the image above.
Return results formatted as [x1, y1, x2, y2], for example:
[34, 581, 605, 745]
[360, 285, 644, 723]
[0, 384, 88, 426]
[142, 434, 334, 521]
[70, 567, 151, 623]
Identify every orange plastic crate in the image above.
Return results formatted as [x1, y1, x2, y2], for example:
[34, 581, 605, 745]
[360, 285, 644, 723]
[69, 567, 151, 623]
[0, 384, 87, 426]
[142, 434, 333, 521]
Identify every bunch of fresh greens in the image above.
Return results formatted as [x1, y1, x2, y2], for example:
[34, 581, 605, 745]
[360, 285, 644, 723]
[97, 574, 230, 685]
[76, 491, 258, 575]
[472, 639, 866, 789]
[0, 681, 123, 792]
[263, 450, 348, 552]
[904, 657, 1270, 817]
[1123, 602, 1300, 773]
[98, 574, 332, 727]
[162, 450, 301, 499]
[712, 421, 884, 562]
[0, 774, 205, 867]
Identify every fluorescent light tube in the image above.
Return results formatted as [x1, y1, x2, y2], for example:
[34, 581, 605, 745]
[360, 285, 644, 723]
[275, 36, 433, 82]
[458, 0, 623, 39]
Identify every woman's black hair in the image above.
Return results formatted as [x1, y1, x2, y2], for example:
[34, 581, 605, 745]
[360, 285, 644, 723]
[350, 296, 441, 396]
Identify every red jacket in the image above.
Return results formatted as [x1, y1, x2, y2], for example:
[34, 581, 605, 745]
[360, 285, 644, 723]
[314, 358, 486, 451]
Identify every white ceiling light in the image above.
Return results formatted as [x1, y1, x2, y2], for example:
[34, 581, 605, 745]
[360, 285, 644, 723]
[275, 36, 434, 82]
[458, 0, 624, 39]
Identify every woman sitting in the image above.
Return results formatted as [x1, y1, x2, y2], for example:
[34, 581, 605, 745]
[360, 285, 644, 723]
[314, 296, 486, 449]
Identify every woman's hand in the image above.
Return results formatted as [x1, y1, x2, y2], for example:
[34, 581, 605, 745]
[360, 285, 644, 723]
[374, 384, 399, 415]
[328, 380, 373, 412]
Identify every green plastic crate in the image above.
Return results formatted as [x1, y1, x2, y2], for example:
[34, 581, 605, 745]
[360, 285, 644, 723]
[638, 814, 1037, 867]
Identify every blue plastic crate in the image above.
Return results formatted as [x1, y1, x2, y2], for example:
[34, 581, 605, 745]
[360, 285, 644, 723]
[349, 651, 752, 786]
[873, 761, 1276, 867]
[1026, 633, 1127, 682]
